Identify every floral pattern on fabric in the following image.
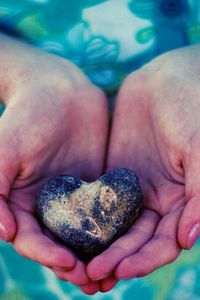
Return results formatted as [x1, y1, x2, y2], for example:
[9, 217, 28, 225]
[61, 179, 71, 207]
[0, 0, 156, 92]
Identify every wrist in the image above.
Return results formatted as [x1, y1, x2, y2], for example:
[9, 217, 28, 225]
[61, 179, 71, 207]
[0, 33, 36, 104]
[0, 33, 94, 105]
[0, 33, 70, 104]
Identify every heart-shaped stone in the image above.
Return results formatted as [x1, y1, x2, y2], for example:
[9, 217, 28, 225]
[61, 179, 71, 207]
[38, 168, 143, 260]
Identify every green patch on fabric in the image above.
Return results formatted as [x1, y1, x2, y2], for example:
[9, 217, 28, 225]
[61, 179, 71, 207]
[0, 288, 29, 300]
[136, 27, 155, 44]
[16, 14, 49, 41]
[187, 25, 200, 44]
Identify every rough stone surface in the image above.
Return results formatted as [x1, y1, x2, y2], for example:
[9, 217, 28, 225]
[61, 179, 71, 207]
[38, 168, 143, 260]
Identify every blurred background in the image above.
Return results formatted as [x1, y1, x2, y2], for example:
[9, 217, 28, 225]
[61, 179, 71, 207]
[0, 237, 200, 300]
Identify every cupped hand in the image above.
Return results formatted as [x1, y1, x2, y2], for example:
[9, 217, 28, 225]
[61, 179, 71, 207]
[0, 40, 108, 287]
[86, 45, 200, 292]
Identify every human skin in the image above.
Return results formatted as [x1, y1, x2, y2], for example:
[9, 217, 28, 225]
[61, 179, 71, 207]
[83, 45, 200, 294]
[2, 34, 200, 295]
[0, 33, 108, 288]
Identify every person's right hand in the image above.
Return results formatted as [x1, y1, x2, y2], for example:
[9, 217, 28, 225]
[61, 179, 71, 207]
[85, 45, 200, 293]
[0, 34, 108, 288]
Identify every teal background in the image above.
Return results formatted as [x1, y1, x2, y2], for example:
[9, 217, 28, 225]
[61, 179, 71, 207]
[1, 0, 200, 93]
[1, 239, 200, 300]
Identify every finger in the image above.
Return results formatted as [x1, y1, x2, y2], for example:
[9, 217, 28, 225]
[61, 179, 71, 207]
[178, 149, 200, 249]
[115, 208, 181, 279]
[80, 275, 118, 295]
[0, 113, 21, 241]
[53, 260, 89, 286]
[13, 209, 76, 269]
[178, 196, 200, 249]
[87, 210, 159, 280]
[80, 281, 101, 295]
[0, 196, 16, 242]
[100, 275, 118, 293]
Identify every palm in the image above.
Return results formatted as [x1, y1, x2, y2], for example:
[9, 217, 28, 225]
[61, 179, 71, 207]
[105, 132, 184, 280]
[87, 94, 184, 284]
[1, 82, 108, 286]
[10, 174, 88, 285]
[86, 47, 200, 293]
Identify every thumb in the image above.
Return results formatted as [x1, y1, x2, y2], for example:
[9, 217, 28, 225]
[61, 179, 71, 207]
[0, 195, 16, 242]
[0, 112, 20, 242]
[178, 197, 200, 250]
[178, 149, 200, 249]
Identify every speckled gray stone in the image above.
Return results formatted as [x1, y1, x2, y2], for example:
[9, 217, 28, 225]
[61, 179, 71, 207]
[38, 168, 143, 260]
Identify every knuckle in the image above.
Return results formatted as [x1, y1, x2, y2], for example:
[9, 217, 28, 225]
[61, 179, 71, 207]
[156, 233, 175, 243]
[109, 243, 128, 256]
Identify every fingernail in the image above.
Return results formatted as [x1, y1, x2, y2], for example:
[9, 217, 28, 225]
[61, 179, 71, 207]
[0, 223, 8, 242]
[187, 223, 200, 249]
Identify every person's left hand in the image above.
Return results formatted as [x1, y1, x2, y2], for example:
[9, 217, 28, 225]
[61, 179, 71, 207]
[82, 45, 200, 294]
[0, 35, 109, 291]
